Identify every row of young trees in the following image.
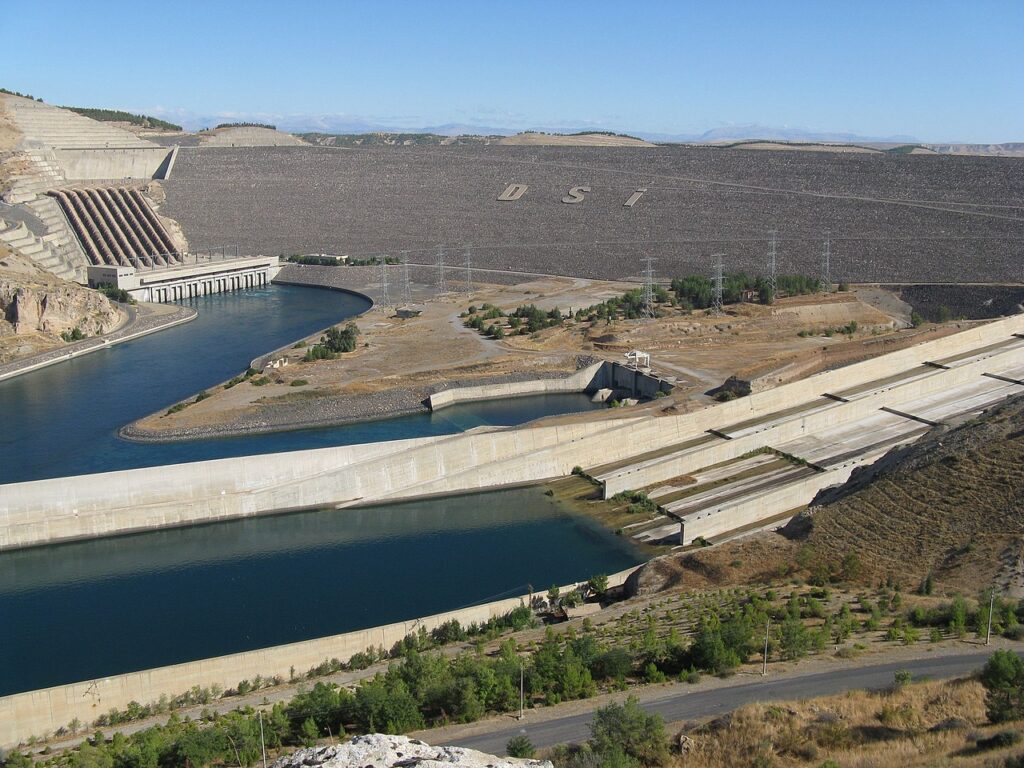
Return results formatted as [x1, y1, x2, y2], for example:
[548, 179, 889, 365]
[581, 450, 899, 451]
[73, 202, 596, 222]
[574, 273, 823, 323]
[460, 271, 826, 335]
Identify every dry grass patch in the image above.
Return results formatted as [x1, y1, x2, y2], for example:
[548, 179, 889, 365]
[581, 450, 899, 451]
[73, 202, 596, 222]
[676, 677, 1004, 768]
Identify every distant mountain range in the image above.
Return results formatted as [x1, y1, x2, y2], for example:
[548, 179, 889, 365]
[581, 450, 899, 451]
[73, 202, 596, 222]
[416, 123, 921, 144]
[149, 108, 922, 144]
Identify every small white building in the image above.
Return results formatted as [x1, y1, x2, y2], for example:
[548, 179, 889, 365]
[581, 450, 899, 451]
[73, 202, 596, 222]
[87, 265, 140, 290]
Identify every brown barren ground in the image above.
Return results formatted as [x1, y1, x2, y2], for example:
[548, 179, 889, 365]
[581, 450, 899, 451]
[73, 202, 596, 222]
[137, 277, 923, 436]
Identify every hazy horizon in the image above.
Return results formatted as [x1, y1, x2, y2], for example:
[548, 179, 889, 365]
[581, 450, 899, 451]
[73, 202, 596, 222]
[5, 0, 1023, 144]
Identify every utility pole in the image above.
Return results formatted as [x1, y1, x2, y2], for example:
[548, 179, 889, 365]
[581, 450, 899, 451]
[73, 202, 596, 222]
[986, 590, 996, 646]
[519, 660, 525, 720]
[711, 253, 725, 315]
[379, 257, 390, 309]
[641, 255, 657, 320]
[259, 710, 267, 768]
[436, 244, 446, 294]
[767, 228, 778, 298]
[762, 618, 771, 676]
[400, 251, 412, 308]
[821, 230, 832, 293]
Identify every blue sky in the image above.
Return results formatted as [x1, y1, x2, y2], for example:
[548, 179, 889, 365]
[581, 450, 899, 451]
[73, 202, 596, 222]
[5, 0, 1022, 141]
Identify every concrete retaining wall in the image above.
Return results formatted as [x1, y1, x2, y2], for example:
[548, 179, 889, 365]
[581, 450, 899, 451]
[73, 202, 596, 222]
[679, 463, 860, 544]
[2, 316, 1022, 552]
[602, 362, 675, 399]
[428, 362, 605, 410]
[427, 361, 673, 410]
[0, 566, 638, 747]
[52, 148, 174, 181]
[600, 344, 1023, 497]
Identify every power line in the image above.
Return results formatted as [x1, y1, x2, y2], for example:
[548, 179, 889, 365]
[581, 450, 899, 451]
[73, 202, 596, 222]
[326, 234, 1024, 262]
[711, 253, 724, 315]
[436, 244, 446, 294]
[378, 257, 390, 309]
[820, 231, 832, 292]
[400, 251, 412, 307]
[641, 255, 657, 320]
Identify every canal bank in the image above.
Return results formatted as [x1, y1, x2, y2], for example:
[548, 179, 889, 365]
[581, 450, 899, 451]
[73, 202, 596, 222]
[0, 302, 197, 383]
[0, 486, 645, 745]
[1, 563, 642, 749]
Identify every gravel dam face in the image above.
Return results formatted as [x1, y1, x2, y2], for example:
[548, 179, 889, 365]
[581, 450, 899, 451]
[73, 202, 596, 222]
[161, 145, 1024, 284]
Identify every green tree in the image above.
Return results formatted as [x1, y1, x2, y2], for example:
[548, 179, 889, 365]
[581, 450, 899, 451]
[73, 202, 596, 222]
[587, 573, 609, 597]
[949, 595, 969, 637]
[354, 677, 425, 733]
[779, 616, 811, 660]
[591, 647, 634, 680]
[980, 650, 1024, 723]
[299, 716, 319, 747]
[589, 696, 669, 766]
[840, 553, 863, 582]
[506, 734, 535, 759]
[689, 615, 740, 675]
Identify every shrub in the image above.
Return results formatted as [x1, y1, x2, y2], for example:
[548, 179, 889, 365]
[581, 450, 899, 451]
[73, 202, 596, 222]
[680, 668, 701, 684]
[981, 650, 1024, 723]
[975, 730, 1021, 751]
[96, 282, 135, 304]
[589, 696, 669, 766]
[588, 574, 609, 597]
[506, 734, 535, 759]
[290, 379, 309, 387]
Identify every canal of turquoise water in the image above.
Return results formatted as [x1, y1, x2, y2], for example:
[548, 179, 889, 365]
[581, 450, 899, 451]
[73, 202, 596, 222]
[0, 285, 637, 696]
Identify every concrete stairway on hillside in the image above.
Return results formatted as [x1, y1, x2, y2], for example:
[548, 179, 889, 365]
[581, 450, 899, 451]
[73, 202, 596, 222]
[1, 149, 87, 281]
[3, 95, 157, 150]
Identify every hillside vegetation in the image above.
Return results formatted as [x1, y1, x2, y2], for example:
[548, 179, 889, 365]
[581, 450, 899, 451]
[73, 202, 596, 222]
[62, 107, 182, 131]
[792, 395, 1024, 593]
[675, 675, 1012, 768]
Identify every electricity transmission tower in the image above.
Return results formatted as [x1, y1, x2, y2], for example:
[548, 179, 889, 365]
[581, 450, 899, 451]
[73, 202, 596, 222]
[379, 257, 390, 309]
[711, 253, 725, 315]
[400, 252, 412, 307]
[820, 231, 832, 293]
[641, 256, 658, 319]
[435, 244, 447, 294]
[767, 228, 778, 298]
[464, 247, 473, 294]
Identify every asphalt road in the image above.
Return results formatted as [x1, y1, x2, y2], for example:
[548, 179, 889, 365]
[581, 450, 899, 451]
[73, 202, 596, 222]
[451, 651, 997, 756]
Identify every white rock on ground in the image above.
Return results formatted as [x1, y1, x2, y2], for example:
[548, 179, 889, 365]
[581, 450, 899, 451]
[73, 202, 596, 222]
[270, 734, 552, 768]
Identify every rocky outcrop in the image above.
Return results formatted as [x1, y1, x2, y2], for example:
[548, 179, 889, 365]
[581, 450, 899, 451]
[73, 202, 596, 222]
[0, 249, 125, 361]
[271, 735, 551, 768]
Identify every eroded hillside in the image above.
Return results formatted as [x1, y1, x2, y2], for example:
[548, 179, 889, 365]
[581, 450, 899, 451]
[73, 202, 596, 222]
[793, 395, 1024, 593]
[0, 248, 125, 363]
